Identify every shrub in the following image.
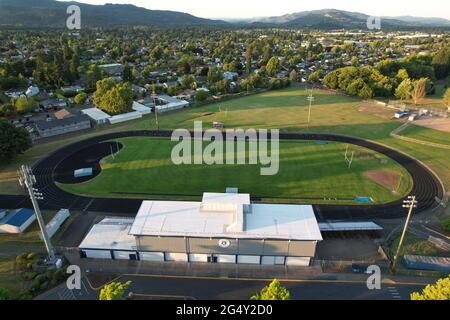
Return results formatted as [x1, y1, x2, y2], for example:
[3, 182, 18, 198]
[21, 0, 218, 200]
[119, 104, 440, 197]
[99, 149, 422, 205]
[21, 271, 37, 281]
[17, 290, 33, 300]
[442, 218, 450, 232]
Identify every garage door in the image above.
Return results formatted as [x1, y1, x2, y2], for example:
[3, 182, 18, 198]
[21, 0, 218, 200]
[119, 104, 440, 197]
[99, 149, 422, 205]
[189, 254, 209, 263]
[165, 252, 188, 262]
[286, 257, 310, 267]
[261, 256, 285, 265]
[140, 252, 164, 262]
[215, 255, 236, 264]
[84, 250, 112, 259]
[237, 255, 260, 264]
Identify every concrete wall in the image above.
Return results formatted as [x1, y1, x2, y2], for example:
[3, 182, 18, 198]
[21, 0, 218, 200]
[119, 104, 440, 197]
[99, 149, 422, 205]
[136, 236, 317, 258]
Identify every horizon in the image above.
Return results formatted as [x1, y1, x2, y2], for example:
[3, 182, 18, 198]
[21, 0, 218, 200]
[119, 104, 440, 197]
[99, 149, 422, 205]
[56, 0, 450, 20]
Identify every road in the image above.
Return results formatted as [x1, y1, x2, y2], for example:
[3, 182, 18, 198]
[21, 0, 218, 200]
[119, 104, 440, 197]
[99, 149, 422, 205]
[37, 275, 426, 300]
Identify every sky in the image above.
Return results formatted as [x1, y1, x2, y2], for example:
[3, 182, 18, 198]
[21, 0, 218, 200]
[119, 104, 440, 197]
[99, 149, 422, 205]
[59, 0, 450, 20]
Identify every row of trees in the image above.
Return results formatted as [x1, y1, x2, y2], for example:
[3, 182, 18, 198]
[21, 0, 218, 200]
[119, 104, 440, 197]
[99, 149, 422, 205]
[323, 52, 445, 99]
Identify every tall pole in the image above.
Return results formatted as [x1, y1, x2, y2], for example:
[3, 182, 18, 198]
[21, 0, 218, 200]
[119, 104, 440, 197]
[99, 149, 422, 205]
[152, 90, 159, 131]
[306, 89, 315, 129]
[18, 165, 56, 263]
[391, 196, 417, 273]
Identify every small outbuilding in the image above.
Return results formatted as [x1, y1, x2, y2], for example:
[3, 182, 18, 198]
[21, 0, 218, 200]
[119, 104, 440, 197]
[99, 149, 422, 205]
[0, 208, 36, 234]
[108, 111, 142, 124]
[81, 108, 111, 124]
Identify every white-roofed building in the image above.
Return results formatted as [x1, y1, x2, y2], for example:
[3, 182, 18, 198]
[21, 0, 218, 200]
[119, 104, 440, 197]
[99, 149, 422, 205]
[81, 108, 111, 124]
[132, 101, 152, 115]
[79, 192, 322, 266]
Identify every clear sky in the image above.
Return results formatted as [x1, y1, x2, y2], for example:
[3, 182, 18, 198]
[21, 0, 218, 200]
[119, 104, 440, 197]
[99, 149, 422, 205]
[59, 0, 450, 20]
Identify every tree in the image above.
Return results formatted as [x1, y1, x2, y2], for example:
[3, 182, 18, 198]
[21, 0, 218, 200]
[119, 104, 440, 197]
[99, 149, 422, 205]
[411, 277, 450, 300]
[0, 120, 32, 163]
[250, 279, 291, 300]
[0, 288, 9, 300]
[195, 90, 209, 102]
[411, 78, 428, 105]
[74, 92, 88, 105]
[266, 57, 280, 77]
[0, 103, 17, 118]
[93, 78, 133, 115]
[395, 78, 413, 100]
[289, 69, 298, 82]
[432, 47, 450, 80]
[99, 281, 132, 300]
[308, 70, 321, 83]
[443, 88, 450, 107]
[13, 96, 36, 114]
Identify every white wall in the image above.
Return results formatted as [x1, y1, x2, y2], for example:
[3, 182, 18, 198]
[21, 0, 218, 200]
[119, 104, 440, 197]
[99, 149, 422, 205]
[114, 251, 135, 260]
[165, 252, 188, 262]
[140, 252, 165, 262]
[84, 250, 112, 259]
[261, 256, 285, 265]
[237, 255, 260, 265]
[215, 255, 236, 264]
[286, 257, 311, 267]
[189, 254, 209, 263]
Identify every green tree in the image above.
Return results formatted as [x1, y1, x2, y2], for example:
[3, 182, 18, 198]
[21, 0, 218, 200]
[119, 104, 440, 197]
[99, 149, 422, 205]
[266, 57, 280, 77]
[195, 90, 209, 102]
[74, 92, 88, 105]
[432, 47, 450, 80]
[250, 279, 291, 300]
[93, 78, 133, 115]
[395, 78, 413, 100]
[411, 78, 428, 105]
[411, 277, 450, 300]
[0, 120, 32, 163]
[0, 288, 9, 300]
[0, 103, 17, 117]
[308, 70, 322, 83]
[99, 281, 132, 300]
[443, 88, 450, 107]
[13, 96, 36, 114]
[289, 69, 298, 82]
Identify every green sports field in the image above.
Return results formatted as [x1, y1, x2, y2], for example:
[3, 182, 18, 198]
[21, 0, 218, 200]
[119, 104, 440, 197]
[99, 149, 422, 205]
[59, 137, 413, 205]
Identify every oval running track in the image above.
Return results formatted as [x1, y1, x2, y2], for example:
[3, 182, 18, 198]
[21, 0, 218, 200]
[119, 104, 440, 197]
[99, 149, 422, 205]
[0, 130, 444, 221]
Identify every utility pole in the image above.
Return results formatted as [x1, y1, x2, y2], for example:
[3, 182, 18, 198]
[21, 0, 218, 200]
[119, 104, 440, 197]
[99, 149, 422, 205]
[152, 90, 159, 131]
[18, 165, 56, 263]
[391, 196, 418, 273]
[306, 89, 315, 129]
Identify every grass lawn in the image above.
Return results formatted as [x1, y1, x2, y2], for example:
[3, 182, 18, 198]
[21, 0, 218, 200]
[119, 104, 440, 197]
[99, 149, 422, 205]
[1, 87, 449, 195]
[59, 137, 412, 205]
[399, 124, 450, 146]
[390, 232, 441, 258]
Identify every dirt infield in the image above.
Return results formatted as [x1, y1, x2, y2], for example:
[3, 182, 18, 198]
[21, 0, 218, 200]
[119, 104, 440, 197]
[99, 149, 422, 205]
[413, 118, 450, 133]
[364, 170, 400, 191]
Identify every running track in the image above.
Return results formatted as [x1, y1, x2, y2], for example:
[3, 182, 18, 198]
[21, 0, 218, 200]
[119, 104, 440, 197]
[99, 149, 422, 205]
[0, 131, 445, 221]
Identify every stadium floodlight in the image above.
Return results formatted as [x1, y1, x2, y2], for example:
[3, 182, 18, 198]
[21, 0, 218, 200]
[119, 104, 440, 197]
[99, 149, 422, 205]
[392, 195, 418, 273]
[18, 165, 56, 264]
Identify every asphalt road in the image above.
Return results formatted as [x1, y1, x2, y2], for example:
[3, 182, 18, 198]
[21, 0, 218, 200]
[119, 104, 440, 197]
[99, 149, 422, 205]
[114, 275, 424, 300]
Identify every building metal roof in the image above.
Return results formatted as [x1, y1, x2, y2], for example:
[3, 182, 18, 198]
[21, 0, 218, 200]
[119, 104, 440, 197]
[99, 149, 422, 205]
[1, 208, 35, 227]
[79, 217, 137, 251]
[35, 114, 90, 131]
[129, 193, 322, 241]
[81, 108, 111, 121]
[319, 221, 383, 232]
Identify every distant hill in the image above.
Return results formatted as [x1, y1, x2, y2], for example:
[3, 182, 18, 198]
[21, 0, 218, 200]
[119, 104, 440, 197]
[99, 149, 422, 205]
[0, 0, 228, 28]
[251, 9, 450, 30]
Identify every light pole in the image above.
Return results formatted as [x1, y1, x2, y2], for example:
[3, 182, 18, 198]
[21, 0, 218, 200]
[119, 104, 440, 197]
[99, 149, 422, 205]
[151, 90, 159, 131]
[391, 196, 418, 273]
[18, 165, 56, 263]
[306, 90, 315, 129]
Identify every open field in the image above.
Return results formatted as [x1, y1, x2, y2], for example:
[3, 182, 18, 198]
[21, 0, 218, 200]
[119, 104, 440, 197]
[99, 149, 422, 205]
[1, 87, 449, 196]
[59, 137, 412, 205]
[399, 124, 450, 145]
